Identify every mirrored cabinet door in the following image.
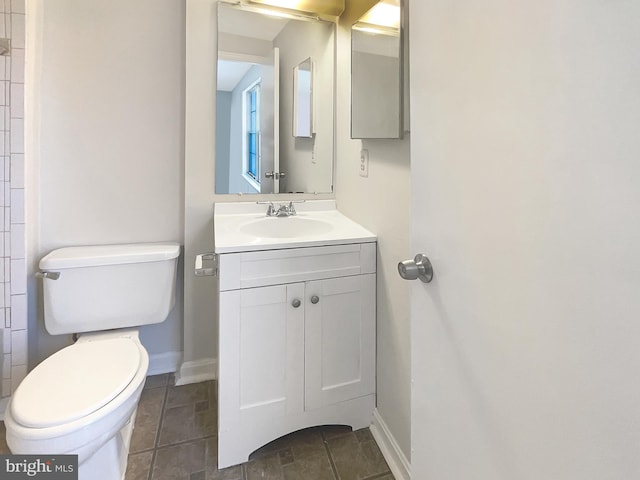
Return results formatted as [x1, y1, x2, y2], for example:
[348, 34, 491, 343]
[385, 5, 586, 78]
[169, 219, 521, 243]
[351, 0, 403, 139]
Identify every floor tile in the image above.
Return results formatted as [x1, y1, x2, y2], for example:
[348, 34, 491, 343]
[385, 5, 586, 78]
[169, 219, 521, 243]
[326, 429, 391, 480]
[288, 428, 328, 460]
[204, 437, 243, 480]
[125, 451, 153, 480]
[195, 404, 218, 438]
[251, 426, 327, 460]
[165, 382, 212, 409]
[144, 374, 170, 390]
[282, 452, 335, 480]
[245, 452, 285, 480]
[151, 439, 206, 480]
[354, 429, 375, 444]
[0, 422, 9, 454]
[159, 381, 217, 446]
[278, 448, 294, 466]
[158, 401, 216, 447]
[158, 404, 198, 446]
[320, 425, 353, 440]
[130, 387, 165, 453]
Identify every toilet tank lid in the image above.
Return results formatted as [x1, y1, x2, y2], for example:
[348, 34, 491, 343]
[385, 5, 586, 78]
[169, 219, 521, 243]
[40, 243, 181, 270]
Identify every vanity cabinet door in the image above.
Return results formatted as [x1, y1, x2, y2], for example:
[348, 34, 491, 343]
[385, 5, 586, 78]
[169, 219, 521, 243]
[304, 274, 376, 410]
[219, 283, 305, 433]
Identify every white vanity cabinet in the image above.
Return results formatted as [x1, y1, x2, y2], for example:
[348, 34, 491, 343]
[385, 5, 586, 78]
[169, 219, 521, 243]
[217, 242, 377, 468]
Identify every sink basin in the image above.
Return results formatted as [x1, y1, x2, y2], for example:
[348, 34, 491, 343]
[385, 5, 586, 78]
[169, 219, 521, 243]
[239, 216, 334, 239]
[214, 200, 376, 253]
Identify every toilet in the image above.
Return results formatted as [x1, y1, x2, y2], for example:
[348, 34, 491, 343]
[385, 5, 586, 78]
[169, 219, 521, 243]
[4, 242, 180, 480]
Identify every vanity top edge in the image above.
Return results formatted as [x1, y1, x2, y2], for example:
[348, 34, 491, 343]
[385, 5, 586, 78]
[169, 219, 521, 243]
[214, 237, 376, 255]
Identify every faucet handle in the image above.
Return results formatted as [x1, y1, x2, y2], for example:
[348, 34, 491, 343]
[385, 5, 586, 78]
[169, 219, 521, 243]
[256, 201, 276, 216]
[288, 201, 297, 216]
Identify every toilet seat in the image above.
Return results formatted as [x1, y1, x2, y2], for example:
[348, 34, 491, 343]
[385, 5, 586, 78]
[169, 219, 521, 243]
[11, 338, 142, 429]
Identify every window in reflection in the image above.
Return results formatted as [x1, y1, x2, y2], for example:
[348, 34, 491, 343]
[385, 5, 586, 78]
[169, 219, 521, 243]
[245, 81, 261, 184]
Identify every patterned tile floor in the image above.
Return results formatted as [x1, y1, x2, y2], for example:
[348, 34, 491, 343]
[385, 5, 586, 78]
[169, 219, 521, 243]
[1, 374, 394, 480]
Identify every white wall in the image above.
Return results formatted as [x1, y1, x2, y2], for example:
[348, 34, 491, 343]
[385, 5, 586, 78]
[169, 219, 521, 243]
[184, 0, 218, 372]
[410, 0, 640, 478]
[28, 0, 185, 366]
[335, 0, 412, 462]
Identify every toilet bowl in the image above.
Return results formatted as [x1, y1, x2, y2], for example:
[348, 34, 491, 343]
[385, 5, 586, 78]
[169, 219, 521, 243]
[4, 243, 180, 480]
[5, 330, 148, 479]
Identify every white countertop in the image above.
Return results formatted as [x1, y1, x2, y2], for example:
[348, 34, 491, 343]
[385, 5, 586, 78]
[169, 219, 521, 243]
[214, 200, 376, 254]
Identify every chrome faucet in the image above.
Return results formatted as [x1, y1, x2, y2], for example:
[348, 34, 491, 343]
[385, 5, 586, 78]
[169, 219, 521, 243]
[262, 202, 276, 216]
[259, 201, 298, 217]
[258, 201, 305, 217]
[273, 202, 297, 217]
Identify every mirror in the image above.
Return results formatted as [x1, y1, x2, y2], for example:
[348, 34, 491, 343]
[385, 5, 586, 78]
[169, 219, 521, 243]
[351, 0, 403, 139]
[293, 58, 313, 138]
[216, 3, 335, 195]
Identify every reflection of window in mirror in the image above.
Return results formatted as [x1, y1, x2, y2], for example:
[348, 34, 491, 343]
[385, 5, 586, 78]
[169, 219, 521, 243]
[244, 81, 261, 186]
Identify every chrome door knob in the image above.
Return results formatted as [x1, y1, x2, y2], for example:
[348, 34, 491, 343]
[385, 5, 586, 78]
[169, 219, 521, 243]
[398, 254, 433, 283]
[310, 295, 320, 304]
[292, 299, 301, 308]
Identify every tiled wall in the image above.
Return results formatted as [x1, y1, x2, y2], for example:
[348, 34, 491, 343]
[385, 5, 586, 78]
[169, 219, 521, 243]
[0, 0, 26, 398]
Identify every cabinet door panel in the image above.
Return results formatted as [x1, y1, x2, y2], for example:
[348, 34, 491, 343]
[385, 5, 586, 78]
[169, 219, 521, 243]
[219, 283, 305, 430]
[240, 286, 288, 410]
[305, 274, 376, 410]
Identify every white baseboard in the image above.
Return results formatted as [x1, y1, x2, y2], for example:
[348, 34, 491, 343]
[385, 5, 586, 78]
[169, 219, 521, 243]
[174, 357, 217, 385]
[370, 408, 411, 480]
[148, 351, 182, 376]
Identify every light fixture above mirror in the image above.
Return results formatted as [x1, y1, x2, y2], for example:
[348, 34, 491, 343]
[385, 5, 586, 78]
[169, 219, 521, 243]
[246, 0, 344, 18]
[353, 0, 400, 33]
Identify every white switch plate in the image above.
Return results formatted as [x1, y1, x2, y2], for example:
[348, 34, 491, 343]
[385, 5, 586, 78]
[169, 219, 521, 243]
[360, 149, 369, 177]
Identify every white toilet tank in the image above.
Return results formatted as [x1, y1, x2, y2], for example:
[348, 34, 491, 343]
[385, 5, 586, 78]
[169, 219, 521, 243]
[39, 243, 180, 335]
